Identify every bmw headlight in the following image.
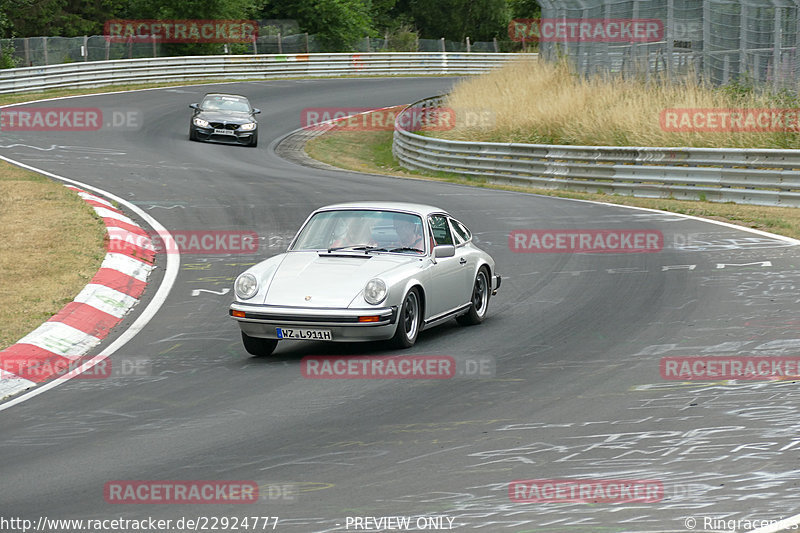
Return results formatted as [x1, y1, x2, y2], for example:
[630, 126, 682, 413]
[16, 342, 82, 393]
[240, 122, 257, 131]
[364, 278, 387, 305]
[234, 273, 258, 300]
[193, 117, 209, 128]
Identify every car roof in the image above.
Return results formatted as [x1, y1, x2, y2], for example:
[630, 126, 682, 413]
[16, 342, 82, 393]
[315, 202, 450, 218]
[202, 93, 249, 100]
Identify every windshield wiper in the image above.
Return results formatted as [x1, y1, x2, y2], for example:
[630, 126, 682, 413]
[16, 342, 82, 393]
[326, 245, 387, 253]
[388, 247, 425, 253]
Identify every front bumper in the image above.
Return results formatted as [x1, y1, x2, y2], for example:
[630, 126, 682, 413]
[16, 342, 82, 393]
[229, 303, 399, 342]
[193, 126, 255, 145]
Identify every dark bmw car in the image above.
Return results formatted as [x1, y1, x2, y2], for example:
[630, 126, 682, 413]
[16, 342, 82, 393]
[189, 93, 260, 147]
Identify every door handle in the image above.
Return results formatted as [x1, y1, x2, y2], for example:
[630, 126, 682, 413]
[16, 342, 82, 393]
[459, 258, 467, 265]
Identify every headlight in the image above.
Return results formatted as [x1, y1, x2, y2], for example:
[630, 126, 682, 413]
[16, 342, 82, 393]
[234, 273, 258, 300]
[364, 278, 387, 305]
[239, 122, 256, 131]
[193, 117, 209, 127]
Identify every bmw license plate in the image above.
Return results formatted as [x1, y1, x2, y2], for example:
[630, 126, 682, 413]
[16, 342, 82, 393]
[213, 128, 235, 135]
[277, 327, 332, 340]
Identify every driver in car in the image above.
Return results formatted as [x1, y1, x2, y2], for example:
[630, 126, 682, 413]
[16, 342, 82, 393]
[393, 214, 424, 251]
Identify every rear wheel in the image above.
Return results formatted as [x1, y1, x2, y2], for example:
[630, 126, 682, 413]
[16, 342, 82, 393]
[457, 268, 490, 326]
[241, 331, 278, 357]
[392, 288, 421, 348]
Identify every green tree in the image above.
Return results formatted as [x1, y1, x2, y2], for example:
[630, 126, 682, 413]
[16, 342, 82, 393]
[406, 0, 509, 41]
[259, 0, 375, 50]
[118, 0, 261, 55]
[508, 0, 540, 19]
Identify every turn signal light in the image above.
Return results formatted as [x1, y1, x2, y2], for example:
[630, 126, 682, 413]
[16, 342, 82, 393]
[358, 316, 380, 323]
[231, 310, 246, 318]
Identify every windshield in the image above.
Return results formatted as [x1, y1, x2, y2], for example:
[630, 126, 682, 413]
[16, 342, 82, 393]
[201, 95, 252, 113]
[291, 210, 426, 254]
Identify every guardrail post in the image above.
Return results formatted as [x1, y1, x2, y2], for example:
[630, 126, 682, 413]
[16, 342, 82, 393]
[83, 35, 88, 61]
[305, 32, 309, 53]
[440, 38, 446, 52]
[493, 37, 498, 53]
[277, 32, 282, 54]
[42, 36, 48, 65]
[466, 37, 471, 53]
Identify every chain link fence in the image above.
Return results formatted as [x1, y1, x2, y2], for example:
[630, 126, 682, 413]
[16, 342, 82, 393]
[537, 0, 800, 90]
[0, 33, 517, 69]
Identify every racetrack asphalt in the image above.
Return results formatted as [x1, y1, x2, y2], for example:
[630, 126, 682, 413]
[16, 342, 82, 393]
[1, 77, 800, 531]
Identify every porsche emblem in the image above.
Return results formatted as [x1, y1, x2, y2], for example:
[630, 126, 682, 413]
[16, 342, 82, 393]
[305, 296, 312, 301]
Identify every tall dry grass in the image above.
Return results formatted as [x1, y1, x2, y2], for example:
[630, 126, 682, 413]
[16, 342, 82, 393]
[442, 58, 800, 149]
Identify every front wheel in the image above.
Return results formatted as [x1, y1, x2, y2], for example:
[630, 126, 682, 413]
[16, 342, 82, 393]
[241, 331, 278, 357]
[392, 288, 421, 348]
[457, 268, 490, 326]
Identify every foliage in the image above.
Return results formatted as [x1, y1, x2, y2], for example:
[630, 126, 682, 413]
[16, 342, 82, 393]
[405, 0, 510, 42]
[259, 0, 374, 50]
[1, 0, 515, 50]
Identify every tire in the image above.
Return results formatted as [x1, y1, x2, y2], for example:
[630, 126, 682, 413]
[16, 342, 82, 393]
[189, 127, 197, 141]
[248, 133, 258, 147]
[391, 288, 421, 348]
[241, 331, 278, 357]
[457, 268, 490, 326]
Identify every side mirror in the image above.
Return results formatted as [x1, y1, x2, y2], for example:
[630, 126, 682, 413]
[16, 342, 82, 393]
[253, 108, 261, 114]
[189, 103, 199, 110]
[433, 245, 455, 259]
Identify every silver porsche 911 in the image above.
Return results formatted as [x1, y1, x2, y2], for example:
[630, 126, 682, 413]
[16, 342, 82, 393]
[229, 202, 501, 356]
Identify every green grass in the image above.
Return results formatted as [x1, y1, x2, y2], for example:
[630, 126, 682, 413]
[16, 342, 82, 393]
[0, 161, 107, 350]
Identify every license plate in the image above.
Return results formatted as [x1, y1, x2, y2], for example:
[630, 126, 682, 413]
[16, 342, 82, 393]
[277, 327, 332, 340]
[213, 128, 235, 135]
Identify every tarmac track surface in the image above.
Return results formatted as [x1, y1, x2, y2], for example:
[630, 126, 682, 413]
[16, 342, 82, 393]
[1, 77, 800, 532]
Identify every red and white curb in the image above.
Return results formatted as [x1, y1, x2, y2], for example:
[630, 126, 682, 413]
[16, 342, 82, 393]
[0, 185, 155, 399]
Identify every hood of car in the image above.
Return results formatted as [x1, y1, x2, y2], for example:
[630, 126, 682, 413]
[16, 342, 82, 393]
[262, 251, 418, 308]
[196, 111, 255, 124]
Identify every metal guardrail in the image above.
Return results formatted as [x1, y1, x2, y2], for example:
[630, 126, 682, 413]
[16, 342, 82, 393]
[0, 52, 526, 94]
[393, 95, 800, 207]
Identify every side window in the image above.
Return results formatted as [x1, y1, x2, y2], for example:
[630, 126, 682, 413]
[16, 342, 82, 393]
[450, 218, 471, 245]
[429, 215, 453, 246]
